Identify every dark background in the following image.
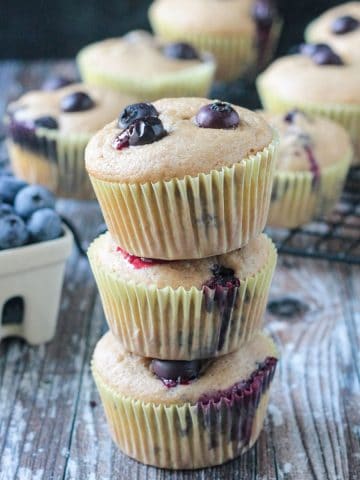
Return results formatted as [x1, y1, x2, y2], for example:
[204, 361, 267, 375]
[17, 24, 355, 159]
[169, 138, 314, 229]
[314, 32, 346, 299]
[0, 0, 346, 59]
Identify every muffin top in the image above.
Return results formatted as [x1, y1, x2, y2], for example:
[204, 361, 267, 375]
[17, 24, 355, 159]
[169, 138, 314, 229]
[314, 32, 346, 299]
[77, 31, 213, 79]
[6, 83, 135, 135]
[258, 52, 360, 105]
[261, 110, 352, 172]
[149, 0, 256, 35]
[306, 2, 360, 64]
[85, 97, 273, 183]
[92, 331, 278, 405]
[90, 232, 274, 290]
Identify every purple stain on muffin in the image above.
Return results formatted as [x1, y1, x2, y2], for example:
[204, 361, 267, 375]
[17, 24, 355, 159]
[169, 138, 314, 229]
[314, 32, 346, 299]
[299, 43, 344, 65]
[112, 116, 167, 150]
[331, 15, 359, 35]
[163, 42, 200, 60]
[151, 359, 203, 388]
[60, 91, 95, 112]
[196, 102, 240, 129]
[118, 102, 159, 128]
[202, 264, 240, 351]
[197, 357, 277, 448]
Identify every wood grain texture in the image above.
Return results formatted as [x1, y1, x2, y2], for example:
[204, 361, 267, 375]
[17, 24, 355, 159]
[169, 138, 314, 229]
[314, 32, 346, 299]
[0, 61, 359, 480]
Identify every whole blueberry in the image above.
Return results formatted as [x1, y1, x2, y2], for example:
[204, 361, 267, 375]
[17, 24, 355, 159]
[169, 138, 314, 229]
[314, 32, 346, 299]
[42, 76, 75, 91]
[113, 117, 167, 150]
[151, 359, 202, 384]
[196, 101, 240, 129]
[0, 177, 28, 204]
[0, 214, 28, 249]
[60, 91, 95, 112]
[118, 102, 159, 129]
[252, 0, 275, 28]
[27, 208, 62, 242]
[34, 116, 59, 129]
[14, 185, 56, 219]
[163, 42, 200, 60]
[331, 15, 359, 35]
[312, 47, 343, 66]
[0, 203, 14, 217]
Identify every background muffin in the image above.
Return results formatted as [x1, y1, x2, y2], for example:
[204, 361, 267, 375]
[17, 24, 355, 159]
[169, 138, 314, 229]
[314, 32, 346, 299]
[6, 83, 135, 199]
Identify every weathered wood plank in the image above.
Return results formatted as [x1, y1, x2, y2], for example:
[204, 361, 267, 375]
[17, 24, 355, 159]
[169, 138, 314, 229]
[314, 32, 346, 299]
[0, 61, 359, 480]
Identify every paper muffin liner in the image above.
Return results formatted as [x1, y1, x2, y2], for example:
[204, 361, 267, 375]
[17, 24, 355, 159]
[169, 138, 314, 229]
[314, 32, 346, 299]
[268, 151, 352, 229]
[88, 235, 277, 360]
[77, 50, 216, 101]
[92, 356, 277, 469]
[7, 128, 95, 200]
[89, 137, 277, 260]
[257, 81, 360, 165]
[149, 13, 256, 82]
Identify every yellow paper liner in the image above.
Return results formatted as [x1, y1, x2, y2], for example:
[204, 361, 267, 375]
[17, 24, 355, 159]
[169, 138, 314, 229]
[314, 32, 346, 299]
[77, 50, 216, 101]
[92, 356, 276, 470]
[88, 234, 277, 360]
[257, 80, 360, 165]
[88, 137, 278, 260]
[268, 151, 352, 228]
[7, 128, 95, 200]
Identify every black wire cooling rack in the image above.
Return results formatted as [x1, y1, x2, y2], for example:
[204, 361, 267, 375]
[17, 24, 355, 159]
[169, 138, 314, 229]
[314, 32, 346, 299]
[266, 167, 360, 266]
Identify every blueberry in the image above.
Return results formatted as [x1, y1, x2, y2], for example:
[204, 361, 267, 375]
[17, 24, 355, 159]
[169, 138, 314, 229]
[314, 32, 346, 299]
[60, 91, 95, 112]
[331, 15, 359, 35]
[284, 109, 299, 123]
[34, 116, 58, 129]
[0, 177, 28, 204]
[312, 48, 343, 66]
[27, 208, 62, 242]
[14, 185, 55, 219]
[203, 264, 240, 289]
[163, 42, 200, 60]
[196, 101, 240, 129]
[151, 359, 202, 387]
[252, 0, 275, 28]
[0, 214, 28, 249]
[113, 117, 167, 150]
[118, 103, 159, 128]
[0, 203, 14, 217]
[42, 76, 75, 91]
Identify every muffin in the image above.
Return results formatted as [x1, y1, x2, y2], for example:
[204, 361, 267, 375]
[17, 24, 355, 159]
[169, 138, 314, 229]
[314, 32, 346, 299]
[85, 97, 277, 260]
[77, 30, 215, 101]
[6, 84, 135, 199]
[149, 0, 282, 81]
[305, 2, 360, 64]
[257, 45, 360, 163]
[262, 110, 353, 228]
[92, 330, 278, 469]
[88, 232, 277, 359]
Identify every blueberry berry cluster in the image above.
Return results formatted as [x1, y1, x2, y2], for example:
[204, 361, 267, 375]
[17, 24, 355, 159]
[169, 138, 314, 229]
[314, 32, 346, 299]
[299, 43, 344, 66]
[113, 102, 167, 150]
[0, 172, 63, 250]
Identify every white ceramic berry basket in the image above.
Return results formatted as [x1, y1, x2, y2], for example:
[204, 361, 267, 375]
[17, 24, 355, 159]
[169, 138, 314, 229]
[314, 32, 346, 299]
[0, 224, 73, 345]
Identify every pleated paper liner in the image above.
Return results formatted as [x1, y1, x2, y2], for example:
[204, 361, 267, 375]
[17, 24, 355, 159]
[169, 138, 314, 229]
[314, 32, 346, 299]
[77, 51, 216, 101]
[268, 150, 352, 229]
[88, 234, 277, 360]
[256, 81, 360, 165]
[148, 12, 256, 82]
[7, 128, 95, 200]
[89, 137, 278, 260]
[92, 356, 277, 470]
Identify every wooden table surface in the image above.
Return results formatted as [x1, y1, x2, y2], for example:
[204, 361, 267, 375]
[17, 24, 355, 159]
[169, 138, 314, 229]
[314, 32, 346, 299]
[0, 61, 359, 480]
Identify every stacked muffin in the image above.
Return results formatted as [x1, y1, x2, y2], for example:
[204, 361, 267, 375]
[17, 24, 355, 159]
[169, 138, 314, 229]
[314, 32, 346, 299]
[86, 98, 279, 469]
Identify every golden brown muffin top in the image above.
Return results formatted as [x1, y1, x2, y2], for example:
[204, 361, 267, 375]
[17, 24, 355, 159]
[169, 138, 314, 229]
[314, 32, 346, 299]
[77, 31, 212, 79]
[149, 0, 256, 35]
[92, 331, 278, 405]
[258, 54, 360, 105]
[260, 110, 352, 172]
[89, 232, 274, 290]
[85, 97, 273, 183]
[7, 83, 135, 135]
[306, 2, 360, 64]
